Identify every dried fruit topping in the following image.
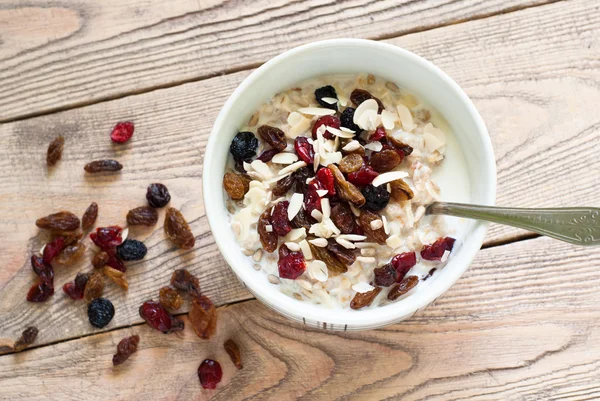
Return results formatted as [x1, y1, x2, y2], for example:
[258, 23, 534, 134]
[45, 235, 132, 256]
[272, 174, 295, 197]
[350, 287, 382, 310]
[223, 172, 249, 200]
[159, 287, 183, 310]
[277, 244, 306, 279]
[294, 136, 315, 164]
[271, 201, 292, 237]
[421, 237, 456, 261]
[106, 255, 126, 272]
[258, 209, 278, 253]
[387, 136, 413, 156]
[88, 298, 115, 328]
[316, 168, 336, 196]
[43, 236, 65, 264]
[90, 226, 123, 250]
[304, 183, 322, 214]
[291, 208, 317, 230]
[391, 252, 417, 281]
[330, 203, 356, 234]
[339, 154, 364, 174]
[350, 89, 384, 113]
[293, 166, 314, 194]
[92, 251, 110, 269]
[84, 159, 123, 173]
[340, 107, 362, 133]
[80, 202, 98, 231]
[46, 136, 64, 167]
[370, 149, 401, 173]
[314, 85, 338, 111]
[170, 269, 201, 297]
[369, 126, 386, 142]
[116, 239, 147, 261]
[146, 183, 171, 208]
[110, 121, 134, 144]
[358, 210, 388, 244]
[347, 165, 379, 187]
[257, 125, 287, 151]
[388, 276, 419, 300]
[389, 179, 414, 202]
[362, 184, 390, 211]
[164, 207, 195, 249]
[26, 281, 54, 303]
[189, 295, 217, 339]
[104, 266, 129, 290]
[328, 164, 365, 207]
[62, 230, 83, 247]
[83, 272, 105, 303]
[326, 240, 357, 266]
[63, 272, 90, 300]
[312, 115, 340, 139]
[126, 206, 158, 226]
[198, 359, 223, 389]
[139, 300, 184, 334]
[36, 211, 80, 232]
[373, 263, 397, 287]
[13, 326, 38, 352]
[309, 243, 347, 274]
[257, 148, 279, 162]
[224, 339, 243, 369]
[230, 131, 258, 162]
[112, 334, 140, 366]
[55, 242, 86, 265]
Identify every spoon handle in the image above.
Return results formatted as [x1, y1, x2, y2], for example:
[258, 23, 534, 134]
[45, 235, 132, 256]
[426, 202, 600, 246]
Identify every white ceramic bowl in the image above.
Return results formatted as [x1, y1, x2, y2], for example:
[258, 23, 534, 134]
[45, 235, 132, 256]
[203, 39, 496, 330]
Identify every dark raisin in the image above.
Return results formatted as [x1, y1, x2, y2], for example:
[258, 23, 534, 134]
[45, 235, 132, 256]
[421, 237, 456, 261]
[373, 263, 397, 286]
[83, 272, 105, 303]
[291, 208, 317, 230]
[104, 266, 129, 290]
[358, 210, 387, 244]
[88, 298, 115, 328]
[164, 207, 195, 249]
[389, 179, 414, 202]
[257, 148, 279, 162]
[81, 202, 98, 231]
[294, 136, 314, 164]
[312, 115, 340, 139]
[189, 295, 217, 339]
[350, 89, 384, 112]
[224, 339, 243, 369]
[75, 272, 91, 289]
[388, 276, 419, 300]
[26, 281, 54, 303]
[391, 252, 417, 281]
[90, 226, 123, 250]
[31, 255, 53, 285]
[170, 269, 201, 296]
[159, 286, 183, 310]
[84, 160, 123, 173]
[63, 272, 90, 300]
[116, 239, 147, 261]
[339, 154, 363, 173]
[326, 240, 357, 266]
[198, 359, 223, 389]
[362, 184, 390, 211]
[139, 300, 184, 333]
[43, 236, 65, 264]
[330, 203, 356, 234]
[110, 121, 134, 144]
[126, 206, 158, 226]
[92, 251, 110, 269]
[257, 125, 286, 151]
[258, 209, 278, 253]
[278, 244, 306, 279]
[46, 136, 64, 167]
[387, 136, 413, 156]
[272, 174, 294, 197]
[112, 334, 140, 366]
[271, 201, 292, 236]
[230, 131, 258, 162]
[329, 164, 365, 207]
[36, 211, 80, 232]
[340, 107, 361, 133]
[316, 168, 336, 196]
[146, 183, 171, 208]
[293, 167, 314, 194]
[309, 243, 347, 274]
[13, 327, 38, 352]
[62, 230, 83, 247]
[347, 165, 379, 187]
[370, 149, 401, 173]
[314, 85, 338, 111]
[55, 242, 86, 265]
[350, 287, 382, 310]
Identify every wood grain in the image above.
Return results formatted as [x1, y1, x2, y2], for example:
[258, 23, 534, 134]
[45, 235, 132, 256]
[0, 0, 556, 121]
[1, 236, 599, 400]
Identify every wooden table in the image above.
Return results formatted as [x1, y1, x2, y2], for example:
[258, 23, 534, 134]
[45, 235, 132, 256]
[1, 0, 599, 399]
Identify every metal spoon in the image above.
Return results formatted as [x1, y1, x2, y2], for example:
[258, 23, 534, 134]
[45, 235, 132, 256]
[425, 202, 600, 246]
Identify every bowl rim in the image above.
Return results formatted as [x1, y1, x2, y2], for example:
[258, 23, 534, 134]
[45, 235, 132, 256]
[203, 38, 497, 327]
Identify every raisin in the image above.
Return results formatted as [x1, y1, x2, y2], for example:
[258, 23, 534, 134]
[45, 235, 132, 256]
[80, 202, 98, 231]
[340, 107, 361, 133]
[387, 136, 413, 156]
[272, 174, 294, 197]
[257, 148, 279, 162]
[271, 201, 292, 236]
[350, 287, 382, 310]
[106, 255, 126, 272]
[88, 298, 115, 328]
[62, 230, 83, 247]
[316, 168, 336, 196]
[110, 121, 134, 144]
[328, 164, 365, 207]
[36, 211, 80, 232]
[389, 179, 414, 202]
[104, 266, 129, 290]
[314, 85, 338, 111]
[326, 240, 357, 266]
[55, 242, 86, 265]
[224, 339, 243, 369]
[75, 272, 91, 289]
[92, 251, 110, 269]
[230, 131, 258, 162]
[347, 165, 379, 187]
[43, 236, 65, 264]
[26, 282, 54, 303]
[278, 244, 306, 279]
[358, 210, 387, 244]
[373, 263, 397, 287]
[84, 159, 123, 173]
[198, 359, 222, 389]
[309, 243, 347, 274]
[46, 136, 64, 167]
[189, 295, 217, 339]
[31, 255, 53, 285]
[159, 286, 183, 310]
[293, 166, 314, 194]
[330, 203, 356, 234]
[146, 183, 171, 208]
[90, 226, 123, 250]
[257, 125, 286, 151]
[112, 334, 140, 366]
[164, 207, 195, 249]
[304, 183, 322, 214]
[126, 206, 158, 226]
[291, 208, 317, 230]
[339, 154, 363, 173]
[388, 276, 419, 300]
[83, 272, 105, 303]
[116, 239, 147, 261]
[63, 272, 90, 300]
[421, 237, 456, 261]
[13, 326, 38, 352]
[139, 300, 184, 334]
[370, 149, 401, 173]
[369, 126, 386, 142]
[312, 115, 340, 139]
[294, 136, 314, 164]
[170, 269, 201, 297]
[350, 89, 384, 112]
[391, 252, 417, 281]
[223, 173, 248, 200]
[258, 209, 278, 253]
[362, 184, 390, 211]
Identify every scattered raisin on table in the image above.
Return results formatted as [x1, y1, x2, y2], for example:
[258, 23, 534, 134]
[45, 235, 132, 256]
[339, 154, 363, 174]
[92, 251, 110, 269]
[127, 206, 158, 226]
[63, 272, 90, 300]
[389, 179, 414, 202]
[46, 135, 64, 167]
[189, 295, 217, 339]
[328, 164, 365, 207]
[31, 255, 53, 284]
[370, 149, 401, 173]
[55, 242, 86, 266]
[164, 207, 195, 249]
[83, 272, 105, 303]
[170, 269, 201, 297]
[258, 209, 277, 253]
[271, 201, 292, 237]
[314, 85, 338, 111]
[146, 183, 171, 208]
[107, 255, 126, 272]
[421, 237, 456, 261]
[257, 125, 287, 151]
[278, 244, 306, 279]
[223, 172, 248, 200]
[350, 89, 384, 112]
[350, 287, 382, 310]
[81, 202, 98, 231]
[110, 121, 134, 144]
[90, 226, 123, 250]
[309, 243, 347, 274]
[27, 281, 54, 303]
[388, 276, 419, 300]
[116, 239, 147, 261]
[272, 174, 295, 197]
[358, 210, 388, 244]
[230, 131, 258, 162]
[36, 211, 80, 232]
[112, 334, 140, 366]
[330, 203, 356, 234]
[139, 300, 184, 334]
[84, 159, 123, 173]
[88, 298, 115, 328]
[373, 264, 397, 287]
[13, 327, 38, 352]
[224, 339, 243, 370]
[159, 287, 183, 310]
[340, 107, 362, 133]
[43, 236, 65, 264]
[104, 266, 129, 290]
[362, 184, 390, 211]
[62, 230, 83, 246]
[198, 359, 223, 389]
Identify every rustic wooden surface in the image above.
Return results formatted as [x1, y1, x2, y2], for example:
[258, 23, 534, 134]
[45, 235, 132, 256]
[1, 0, 599, 399]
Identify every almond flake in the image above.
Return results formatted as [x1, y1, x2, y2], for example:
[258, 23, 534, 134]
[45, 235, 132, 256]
[352, 282, 375, 293]
[243, 161, 253, 172]
[316, 189, 328, 197]
[326, 126, 354, 138]
[285, 242, 301, 251]
[382, 215, 390, 235]
[287, 111, 303, 126]
[313, 153, 320, 172]
[415, 206, 426, 222]
[356, 256, 376, 264]
[340, 127, 356, 134]
[321, 97, 338, 105]
[321, 198, 331, 219]
[381, 110, 396, 130]
[309, 260, 328, 282]
[323, 218, 341, 236]
[279, 161, 307, 175]
[335, 238, 356, 249]
[298, 107, 336, 116]
[264, 172, 292, 184]
[285, 228, 306, 242]
[39, 244, 46, 255]
[250, 160, 273, 178]
[311, 209, 323, 221]
[361, 248, 376, 257]
[397, 104, 415, 131]
[357, 109, 380, 131]
[287, 193, 304, 221]
[265, 225, 273, 233]
[272, 152, 298, 164]
[441, 250, 451, 263]
[299, 239, 312, 260]
[354, 242, 378, 249]
[423, 133, 445, 152]
[386, 235, 402, 249]
[342, 140, 362, 152]
[296, 279, 312, 291]
[370, 219, 383, 230]
[364, 141, 383, 152]
[121, 228, 129, 242]
[349, 202, 361, 217]
[308, 238, 328, 248]
[371, 171, 409, 187]
[353, 99, 378, 125]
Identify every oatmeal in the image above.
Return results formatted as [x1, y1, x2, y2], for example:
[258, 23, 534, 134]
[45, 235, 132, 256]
[224, 73, 461, 309]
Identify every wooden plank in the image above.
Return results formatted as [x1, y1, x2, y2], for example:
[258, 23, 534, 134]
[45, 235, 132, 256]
[0, 0, 598, 347]
[0, 0, 556, 121]
[1, 236, 599, 400]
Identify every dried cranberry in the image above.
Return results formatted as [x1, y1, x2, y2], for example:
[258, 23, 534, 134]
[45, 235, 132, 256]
[198, 359, 223, 389]
[294, 136, 314, 164]
[26, 282, 54, 302]
[340, 107, 362, 134]
[106, 255, 126, 272]
[110, 121, 134, 143]
[369, 126, 386, 142]
[139, 300, 184, 334]
[312, 115, 340, 139]
[314, 85, 338, 111]
[42, 236, 65, 264]
[347, 165, 379, 187]
[257, 148, 279, 162]
[304, 183, 321, 214]
[63, 282, 83, 300]
[421, 237, 456, 261]
[271, 201, 292, 236]
[90, 226, 123, 251]
[31, 255, 53, 285]
[278, 244, 306, 279]
[391, 252, 417, 281]
[316, 168, 336, 196]
[373, 263, 397, 287]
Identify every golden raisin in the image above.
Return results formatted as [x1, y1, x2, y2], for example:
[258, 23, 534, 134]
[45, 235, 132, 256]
[224, 339, 243, 369]
[92, 251, 110, 269]
[309, 243, 347, 274]
[389, 179, 414, 202]
[170, 269, 201, 297]
[164, 207, 195, 249]
[350, 287, 382, 310]
[338, 154, 363, 173]
[189, 295, 217, 339]
[36, 211, 80, 232]
[370, 149, 401, 173]
[223, 172, 248, 200]
[126, 206, 158, 226]
[104, 266, 129, 290]
[159, 286, 183, 310]
[55, 242, 86, 266]
[358, 210, 388, 244]
[328, 164, 365, 207]
[83, 272, 105, 302]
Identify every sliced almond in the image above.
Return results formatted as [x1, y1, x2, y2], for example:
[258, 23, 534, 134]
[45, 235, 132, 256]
[250, 160, 274, 179]
[371, 171, 409, 187]
[335, 237, 356, 249]
[397, 104, 415, 131]
[271, 152, 298, 164]
[298, 107, 336, 116]
[326, 126, 355, 138]
[370, 219, 383, 230]
[284, 242, 301, 251]
[287, 193, 304, 221]
[279, 161, 307, 175]
[356, 256, 376, 264]
[321, 97, 338, 105]
[364, 141, 383, 152]
[342, 140, 362, 152]
[353, 99, 378, 125]
[316, 189, 329, 197]
[381, 110, 396, 130]
[299, 239, 312, 260]
[309, 260, 328, 282]
[352, 282, 375, 293]
[308, 238, 328, 247]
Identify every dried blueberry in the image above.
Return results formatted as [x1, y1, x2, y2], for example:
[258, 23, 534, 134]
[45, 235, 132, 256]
[230, 131, 258, 162]
[88, 298, 115, 328]
[314, 85, 338, 111]
[146, 183, 171, 208]
[362, 184, 390, 211]
[340, 107, 362, 134]
[116, 239, 147, 261]
[373, 263, 397, 287]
